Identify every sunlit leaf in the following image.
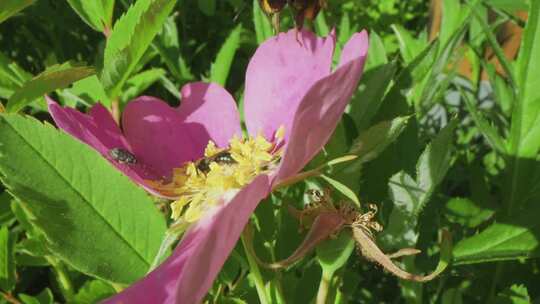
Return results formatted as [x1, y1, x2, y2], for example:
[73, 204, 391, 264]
[6, 62, 95, 113]
[0, 114, 166, 283]
[100, 0, 177, 99]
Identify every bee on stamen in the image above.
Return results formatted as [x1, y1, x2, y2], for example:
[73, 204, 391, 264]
[109, 148, 137, 165]
[195, 150, 237, 174]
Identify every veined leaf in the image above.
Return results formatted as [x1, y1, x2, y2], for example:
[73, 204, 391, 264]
[210, 25, 243, 86]
[350, 116, 409, 162]
[66, 0, 115, 32]
[320, 175, 360, 207]
[506, 0, 540, 213]
[0, 0, 35, 24]
[6, 62, 95, 113]
[0, 114, 166, 283]
[381, 121, 456, 248]
[453, 202, 540, 264]
[100, 0, 177, 99]
[511, 0, 540, 158]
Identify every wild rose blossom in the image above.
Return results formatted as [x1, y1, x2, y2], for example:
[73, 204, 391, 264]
[48, 29, 368, 303]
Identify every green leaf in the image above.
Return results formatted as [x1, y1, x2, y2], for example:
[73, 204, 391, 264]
[416, 120, 457, 193]
[453, 203, 540, 264]
[100, 0, 177, 99]
[391, 25, 427, 64]
[0, 226, 15, 291]
[506, 0, 540, 213]
[380, 171, 421, 248]
[364, 31, 388, 71]
[0, 51, 32, 99]
[19, 288, 54, 304]
[350, 116, 409, 163]
[348, 61, 397, 132]
[439, 0, 464, 48]
[64, 75, 111, 107]
[445, 197, 494, 228]
[316, 231, 354, 275]
[0, 0, 35, 24]
[511, 0, 540, 157]
[121, 68, 165, 103]
[153, 17, 193, 82]
[314, 12, 330, 36]
[381, 121, 456, 248]
[460, 87, 506, 154]
[209, 25, 243, 86]
[6, 62, 95, 113]
[484, 0, 529, 12]
[495, 284, 530, 304]
[320, 175, 360, 207]
[66, 0, 115, 32]
[472, 7, 516, 88]
[73, 280, 115, 304]
[0, 193, 15, 227]
[0, 114, 166, 283]
[252, 0, 273, 44]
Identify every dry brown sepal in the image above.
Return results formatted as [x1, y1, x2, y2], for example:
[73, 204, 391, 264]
[254, 189, 451, 282]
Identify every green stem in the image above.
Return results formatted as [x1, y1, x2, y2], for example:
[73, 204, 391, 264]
[241, 233, 269, 304]
[316, 270, 333, 304]
[46, 257, 75, 301]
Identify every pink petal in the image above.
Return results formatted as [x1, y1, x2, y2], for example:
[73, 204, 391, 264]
[47, 97, 164, 194]
[244, 29, 335, 140]
[47, 96, 126, 156]
[122, 97, 201, 179]
[178, 82, 242, 149]
[274, 31, 369, 183]
[103, 175, 271, 304]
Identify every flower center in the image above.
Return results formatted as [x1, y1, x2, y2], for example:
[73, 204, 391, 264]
[149, 133, 283, 223]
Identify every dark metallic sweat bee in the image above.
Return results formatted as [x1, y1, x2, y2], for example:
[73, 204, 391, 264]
[109, 148, 137, 165]
[195, 150, 237, 174]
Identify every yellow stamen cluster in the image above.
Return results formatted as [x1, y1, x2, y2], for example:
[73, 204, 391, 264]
[150, 135, 282, 223]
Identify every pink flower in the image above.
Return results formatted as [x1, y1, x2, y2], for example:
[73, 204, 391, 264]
[48, 29, 368, 303]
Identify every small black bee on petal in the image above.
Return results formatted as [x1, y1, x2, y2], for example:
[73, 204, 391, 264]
[109, 148, 137, 165]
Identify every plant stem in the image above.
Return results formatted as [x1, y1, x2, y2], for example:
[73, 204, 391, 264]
[46, 256, 75, 301]
[1, 292, 21, 304]
[241, 232, 269, 304]
[316, 270, 333, 304]
[111, 98, 121, 125]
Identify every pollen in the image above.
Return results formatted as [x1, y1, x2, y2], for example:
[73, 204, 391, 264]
[150, 135, 282, 223]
